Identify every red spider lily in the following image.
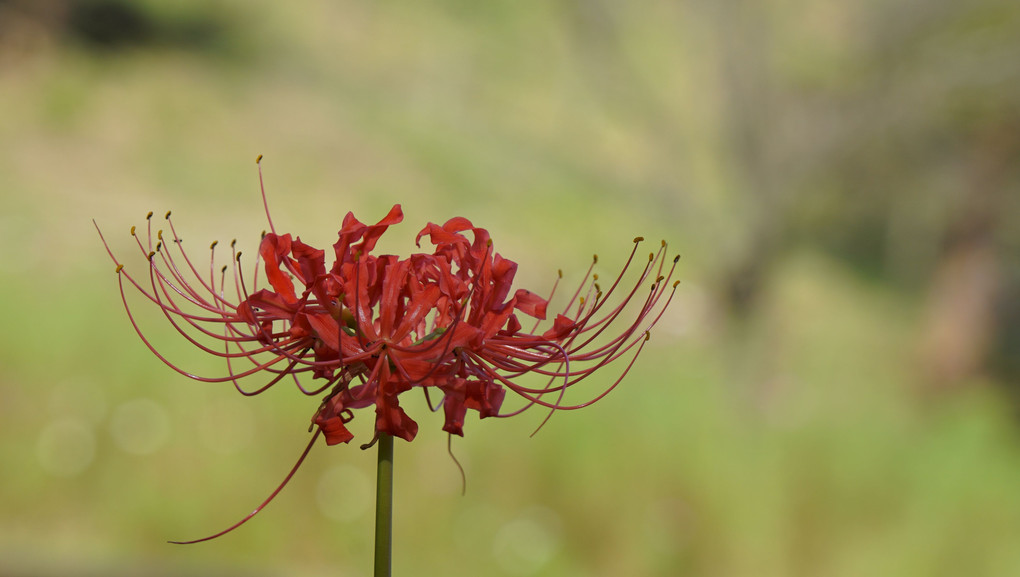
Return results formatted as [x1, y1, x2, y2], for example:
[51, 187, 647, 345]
[95, 161, 679, 542]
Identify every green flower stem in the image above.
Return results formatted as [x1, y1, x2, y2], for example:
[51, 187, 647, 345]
[374, 433, 394, 577]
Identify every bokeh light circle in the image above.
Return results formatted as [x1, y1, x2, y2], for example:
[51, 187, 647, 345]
[108, 398, 171, 455]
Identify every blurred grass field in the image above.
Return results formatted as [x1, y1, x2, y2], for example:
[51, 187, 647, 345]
[2, 1, 1019, 576]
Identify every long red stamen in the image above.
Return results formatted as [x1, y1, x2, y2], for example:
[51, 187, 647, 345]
[169, 430, 321, 544]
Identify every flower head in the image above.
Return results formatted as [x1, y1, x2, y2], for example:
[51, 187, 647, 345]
[95, 159, 679, 541]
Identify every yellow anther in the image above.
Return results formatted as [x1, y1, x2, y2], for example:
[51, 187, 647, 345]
[593, 254, 598, 264]
[657, 275, 664, 283]
[557, 269, 563, 278]
[261, 230, 266, 239]
[672, 280, 680, 288]
[146, 211, 153, 219]
[236, 251, 242, 261]
[221, 265, 228, 273]
[231, 239, 237, 248]
[634, 236, 644, 243]
[673, 255, 680, 263]
[643, 331, 651, 342]
[155, 241, 162, 252]
[130, 226, 136, 236]
[648, 252, 654, 261]
[115, 264, 124, 273]
[157, 229, 163, 240]
[661, 240, 666, 247]
[147, 251, 155, 261]
[256, 154, 263, 164]
[593, 273, 599, 281]
[165, 210, 172, 219]
[210, 240, 218, 249]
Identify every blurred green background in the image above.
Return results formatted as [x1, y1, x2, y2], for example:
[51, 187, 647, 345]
[2, 0, 1019, 575]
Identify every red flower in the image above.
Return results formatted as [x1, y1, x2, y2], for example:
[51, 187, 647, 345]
[97, 198, 678, 445]
[95, 162, 678, 541]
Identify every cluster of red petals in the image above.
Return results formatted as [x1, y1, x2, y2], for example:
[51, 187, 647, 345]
[97, 199, 679, 448]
